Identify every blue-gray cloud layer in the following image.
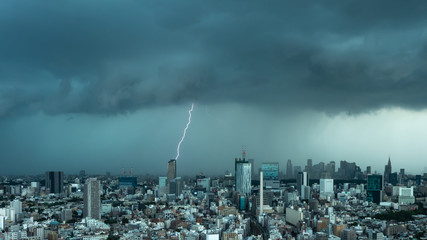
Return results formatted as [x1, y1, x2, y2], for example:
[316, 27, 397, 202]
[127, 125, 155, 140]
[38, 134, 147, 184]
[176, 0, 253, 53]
[1, 1, 427, 118]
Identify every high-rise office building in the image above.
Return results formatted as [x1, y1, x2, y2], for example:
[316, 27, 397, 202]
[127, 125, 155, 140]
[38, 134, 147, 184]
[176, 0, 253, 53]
[398, 168, 405, 184]
[324, 161, 335, 179]
[320, 179, 334, 199]
[159, 177, 167, 188]
[261, 162, 280, 188]
[10, 199, 22, 221]
[261, 162, 279, 180]
[398, 187, 415, 205]
[45, 171, 64, 194]
[416, 175, 422, 185]
[158, 176, 168, 196]
[286, 160, 293, 179]
[83, 178, 101, 219]
[338, 161, 357, 180]
[305, 159, 312, 175]
[235, 158, 251, 194]
[296, 172, 308, 195]
[169, 177, 183, 196]
[301, 185, 311, 200]
[367, 174, 383, 204]
[167, 159, 177, 184]
[366, 166, 371, 175]
[389, 172, 398, 185]
[293, 166, 302, 179]
[384, 157, 392, 183]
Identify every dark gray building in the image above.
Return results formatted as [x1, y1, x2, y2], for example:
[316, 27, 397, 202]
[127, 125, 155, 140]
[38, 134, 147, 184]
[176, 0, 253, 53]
[296, 171, 308, 195]
[45, 171, 64, 194]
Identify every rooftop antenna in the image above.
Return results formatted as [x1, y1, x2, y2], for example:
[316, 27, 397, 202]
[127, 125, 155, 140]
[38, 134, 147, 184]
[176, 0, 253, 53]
[242, 145, 246, 160]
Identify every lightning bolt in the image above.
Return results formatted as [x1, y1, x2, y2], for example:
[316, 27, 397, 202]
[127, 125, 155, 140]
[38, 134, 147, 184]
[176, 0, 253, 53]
[175, 103, 194, 160]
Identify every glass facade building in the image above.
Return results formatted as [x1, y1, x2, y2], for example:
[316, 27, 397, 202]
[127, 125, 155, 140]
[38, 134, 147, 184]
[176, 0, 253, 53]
[261, 162, 279, 180]
[367, 174, 383, 204]
[235, 161, 251, 194]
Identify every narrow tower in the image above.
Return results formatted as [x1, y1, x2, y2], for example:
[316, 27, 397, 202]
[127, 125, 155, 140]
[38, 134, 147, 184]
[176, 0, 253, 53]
[260, 171, 263, 216]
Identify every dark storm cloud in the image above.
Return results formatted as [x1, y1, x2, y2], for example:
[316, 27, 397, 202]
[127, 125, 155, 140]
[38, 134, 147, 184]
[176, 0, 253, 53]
[1, 0, 427, 117]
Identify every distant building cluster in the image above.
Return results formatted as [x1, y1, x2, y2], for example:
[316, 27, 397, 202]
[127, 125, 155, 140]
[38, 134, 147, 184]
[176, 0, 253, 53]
[0, 156, 426, 239]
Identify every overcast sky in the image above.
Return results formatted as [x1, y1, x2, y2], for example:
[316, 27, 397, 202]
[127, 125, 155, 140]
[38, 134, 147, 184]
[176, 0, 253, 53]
[1, 1, 427, 176]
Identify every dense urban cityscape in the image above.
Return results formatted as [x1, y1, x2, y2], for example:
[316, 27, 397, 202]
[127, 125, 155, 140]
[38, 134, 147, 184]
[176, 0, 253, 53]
[1, 154, 426, 240]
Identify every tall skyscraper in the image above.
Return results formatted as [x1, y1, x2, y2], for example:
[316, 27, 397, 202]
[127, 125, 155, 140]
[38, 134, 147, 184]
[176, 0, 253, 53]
[325, 161, 335, 179]
[367, 174, 383, 204]
[389, 172, 398, 185]
[235, 158, 251, 194]
[296, 171, 308, 195]
[384, 157, 392, 184]
[83, 178, 101, 219]
[338, 161, 357, 180]
[286, 160, 293, 179]
[305, 159, 312, 175]
[45, 171, 64, 194]
[398, 168, 405, 184]
[167, 159, 177, 184]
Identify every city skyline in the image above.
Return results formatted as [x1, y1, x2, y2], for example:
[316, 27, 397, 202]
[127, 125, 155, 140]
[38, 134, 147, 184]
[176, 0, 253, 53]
[1, 156, 424, 178]
[2, 1, 427, 175]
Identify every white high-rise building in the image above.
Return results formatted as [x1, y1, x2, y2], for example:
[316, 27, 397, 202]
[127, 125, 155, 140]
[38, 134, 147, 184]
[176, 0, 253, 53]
[84, 178, 101, 219]
[301, 185, 311, 200]
[36, 227, 44, 239]
[7, 208, 15, 223]
[398, 187, 415, 205]
[10, 200, 22, 215]
[320, 179, 334, 199]
[0, 216, 5, 230]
